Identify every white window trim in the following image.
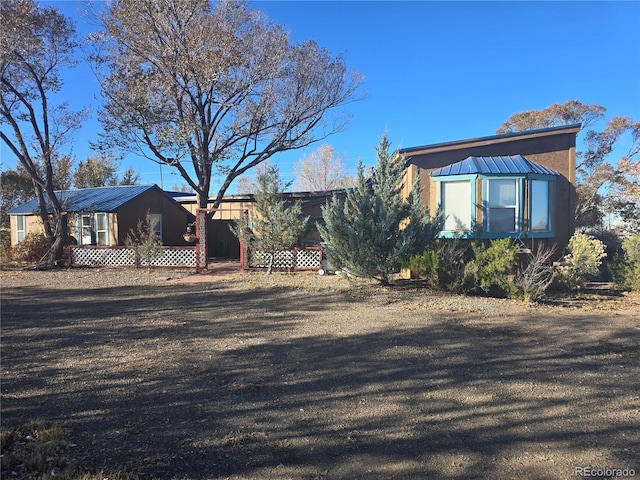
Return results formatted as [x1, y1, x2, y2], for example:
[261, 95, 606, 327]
[434, 175, 477, 238]
[95, 213, 109, 246]
[15, 215, 27, 243]
[148, 212, 162, 242]
[486, 178, 520, 234]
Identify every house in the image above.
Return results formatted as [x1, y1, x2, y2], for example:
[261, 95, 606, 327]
[174, 189, 348, 258]
[8, 184, 195, 247]
[398, 124, 581, 254]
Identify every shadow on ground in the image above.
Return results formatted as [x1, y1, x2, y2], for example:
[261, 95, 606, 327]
[2, 280, 639, 479]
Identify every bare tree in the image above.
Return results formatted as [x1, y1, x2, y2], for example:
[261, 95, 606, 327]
[90, 0, 363, 210]
[294, 144, 355, 191]
[1, 0, 88, 263]
[497, 101, 639, 231]
[235, 160, 273, 194]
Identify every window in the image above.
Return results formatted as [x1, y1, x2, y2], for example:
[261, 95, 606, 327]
[148, 213, 162, 242]
[531, 180, 550, 232]
[487, 179, 518, 233]
[435, 172, 555, 240]
[96, 213, 108, 245]
[441, 180, 472, 233]
[79, 213, 109, 245]
[15, 215, 27, 243]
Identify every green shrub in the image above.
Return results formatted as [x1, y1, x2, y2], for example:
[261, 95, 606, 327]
[610, 234, 640, 292]
[555, 233, 607, 291]
[403, 248, 441, 281]
[403, 239, 471, 292]
[466, 238, 519, 297]
[12, 233, 51, 264]
[622, 234, 640, 263]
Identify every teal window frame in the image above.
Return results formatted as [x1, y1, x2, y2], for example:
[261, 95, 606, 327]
[528, 174, 555, 239]
[434, 174, 477, 239]
[434, 173, 556, 240]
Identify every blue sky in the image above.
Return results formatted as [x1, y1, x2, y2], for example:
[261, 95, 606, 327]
[2, 0, 639, 193]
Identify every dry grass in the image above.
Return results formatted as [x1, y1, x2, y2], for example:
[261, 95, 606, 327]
[1, 268, 639, 479]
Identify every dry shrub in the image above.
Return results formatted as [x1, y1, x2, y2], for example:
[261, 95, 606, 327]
[12, 233, 50, 264]
[515, 243, 557, 302]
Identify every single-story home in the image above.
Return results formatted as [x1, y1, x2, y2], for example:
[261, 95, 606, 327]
[174, 189, 348, 258]
[398, 123, 581, 253]
[8, 184, 195, 247]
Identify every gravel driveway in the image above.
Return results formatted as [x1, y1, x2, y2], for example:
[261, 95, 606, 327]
[1, 267, 639, 479]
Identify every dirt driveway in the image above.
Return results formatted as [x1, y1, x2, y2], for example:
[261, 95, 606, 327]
[1, 268, 639, 479]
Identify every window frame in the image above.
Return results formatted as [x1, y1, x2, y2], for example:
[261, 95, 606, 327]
[482, 176, 523, 238]
[79, 214, 94, 245]
[434, 175, 477, 239]
[528, 174, 555, 238]
[77, 212, 110, 245]
[95, 212, 109, 246]
[148, 212, 163, 243]
[15, 215, 27, 243]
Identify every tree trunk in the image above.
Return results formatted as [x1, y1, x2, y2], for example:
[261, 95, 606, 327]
[267, 252, 274, 275]
[48, 211, 68, 265]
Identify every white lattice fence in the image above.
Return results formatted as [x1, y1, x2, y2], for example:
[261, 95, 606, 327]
[71, 247, 136, 267]
[139, 248, 197, 267]
[248, 247, 322, 271]
[70, 246, 196, 268]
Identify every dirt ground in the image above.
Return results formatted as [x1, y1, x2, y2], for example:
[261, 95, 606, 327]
[1, 265, 639, 479]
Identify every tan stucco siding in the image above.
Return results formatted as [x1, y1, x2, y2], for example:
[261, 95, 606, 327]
[9, 214, 46, 245]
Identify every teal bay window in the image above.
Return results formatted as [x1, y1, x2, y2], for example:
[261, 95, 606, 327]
[431, 155, 559, 240]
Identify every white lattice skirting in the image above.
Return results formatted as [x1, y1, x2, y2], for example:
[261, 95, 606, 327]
[70, 246, 196, 268]
[248, 248, 322, 270]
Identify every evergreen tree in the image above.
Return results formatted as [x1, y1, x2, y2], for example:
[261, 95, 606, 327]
[231, 165, 309, 274]
[319, 133, 443, 285]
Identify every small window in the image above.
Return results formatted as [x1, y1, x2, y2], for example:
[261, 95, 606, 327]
[148, 213, 162, 242]
[95, 213, 109, 245]
[531, 180, 550, 232]
[487, 179, 518, 233]
[16, 215, 27, 243]
[441, 180, 471, 233]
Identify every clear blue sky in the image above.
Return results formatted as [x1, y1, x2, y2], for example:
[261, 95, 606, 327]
[2, 0, 639, 193]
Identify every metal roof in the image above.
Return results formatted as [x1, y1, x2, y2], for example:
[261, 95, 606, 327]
[430, 155, 560, 177]
[399, 123, 582, 155]
[8, 185, 159, 215]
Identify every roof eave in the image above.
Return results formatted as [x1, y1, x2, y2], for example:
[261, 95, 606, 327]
[398, 123, 583, 157]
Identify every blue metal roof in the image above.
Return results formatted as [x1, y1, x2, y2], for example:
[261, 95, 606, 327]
[8, 185, 158, 215]
[430, 155, 560, 177]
